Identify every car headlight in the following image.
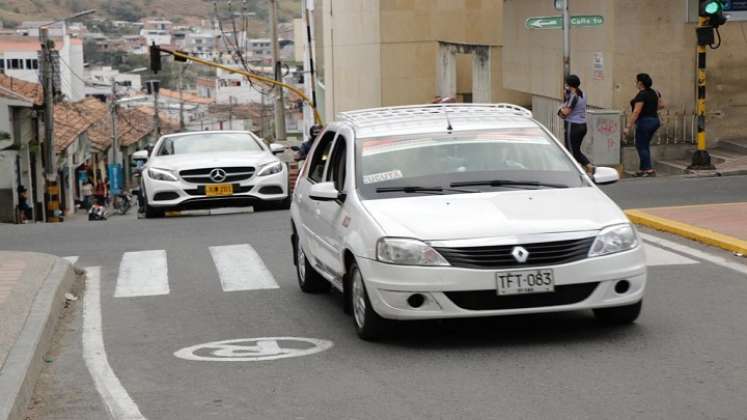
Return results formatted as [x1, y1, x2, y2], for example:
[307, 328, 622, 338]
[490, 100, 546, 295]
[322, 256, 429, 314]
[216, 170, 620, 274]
[257, 161, 284, 177]
[588, 224, 639, 257]
[376, 238, 450, 266]
[147, 167, 178, 182]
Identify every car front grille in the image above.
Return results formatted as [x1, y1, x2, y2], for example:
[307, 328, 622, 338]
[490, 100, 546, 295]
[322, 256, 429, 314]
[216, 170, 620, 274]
[444, 282, 599, 310]
[434, 237, 596, 269]
[179, 167, 255, 184]
[184, 185, 253, 196]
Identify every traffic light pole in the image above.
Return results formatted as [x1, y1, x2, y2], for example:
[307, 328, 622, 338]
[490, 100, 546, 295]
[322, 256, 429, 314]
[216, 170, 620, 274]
[689, 16, 715, 170]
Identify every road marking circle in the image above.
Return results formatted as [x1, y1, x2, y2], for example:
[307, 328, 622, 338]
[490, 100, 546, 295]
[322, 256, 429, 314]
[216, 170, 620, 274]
[174, 337, 333, 362]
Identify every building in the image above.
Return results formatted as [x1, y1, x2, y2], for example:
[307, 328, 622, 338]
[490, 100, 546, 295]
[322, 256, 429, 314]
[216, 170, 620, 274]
[311, 0, 528, 123]
[0, 36, 85, 101]
[140, 19, 173, 50]
[0, 74, 44, 223]
[185, 31, 217, 58]
[501, 0, 747, 170]
[85, 66, 143, 97]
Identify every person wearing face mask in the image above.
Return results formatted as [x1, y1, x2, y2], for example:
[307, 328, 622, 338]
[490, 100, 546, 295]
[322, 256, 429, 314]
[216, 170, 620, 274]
[558, 74, 594, 176]
[624, 73, 665, 177]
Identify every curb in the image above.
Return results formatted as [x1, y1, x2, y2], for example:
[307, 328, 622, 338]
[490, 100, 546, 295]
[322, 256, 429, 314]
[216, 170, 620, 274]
[0, 257, 77, 420]
[626, 209, 747, 255]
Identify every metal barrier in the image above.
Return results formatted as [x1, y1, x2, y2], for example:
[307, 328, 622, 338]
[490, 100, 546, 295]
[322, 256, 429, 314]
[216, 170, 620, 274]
[622, 108, 697, 146]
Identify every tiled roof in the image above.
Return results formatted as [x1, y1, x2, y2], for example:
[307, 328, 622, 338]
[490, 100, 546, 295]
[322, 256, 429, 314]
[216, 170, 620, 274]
[87, 107, 178, 151]
[53, 97, 108, 152]
[159, 88, 214, 105]
[0, 74, 43, 105]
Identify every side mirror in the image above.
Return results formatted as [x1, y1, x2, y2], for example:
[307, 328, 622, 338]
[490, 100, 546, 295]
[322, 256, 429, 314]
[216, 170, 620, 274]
[132, 150, 149, 161]
[269, 143, 286, 155]
[309, 181, 345, 202]
[593, 167, 620, 185]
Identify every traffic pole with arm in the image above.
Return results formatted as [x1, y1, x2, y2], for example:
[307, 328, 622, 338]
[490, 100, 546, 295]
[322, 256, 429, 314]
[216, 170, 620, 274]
[689, 16, 714, 169]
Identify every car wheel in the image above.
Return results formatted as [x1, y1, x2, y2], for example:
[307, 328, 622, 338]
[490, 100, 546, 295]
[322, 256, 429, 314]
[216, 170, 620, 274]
[349, 261, 388, 341]
[593, 300, 642, 325]
[296, 240, 330, 293]
[143, 196, 164, 219]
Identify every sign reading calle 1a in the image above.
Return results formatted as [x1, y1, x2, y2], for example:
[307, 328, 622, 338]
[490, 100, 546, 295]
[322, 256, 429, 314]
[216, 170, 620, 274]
[525, 15, 604, 30]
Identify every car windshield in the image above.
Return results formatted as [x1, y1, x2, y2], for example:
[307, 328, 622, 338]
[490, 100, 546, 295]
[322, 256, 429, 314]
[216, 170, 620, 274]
[356, 127, 586, 199]
[156, 132, 264, 156]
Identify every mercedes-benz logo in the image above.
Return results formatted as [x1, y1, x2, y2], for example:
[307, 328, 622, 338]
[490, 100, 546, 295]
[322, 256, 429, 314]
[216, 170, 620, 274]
[209, 168, 227, 183]
[511, 246, 530, 264]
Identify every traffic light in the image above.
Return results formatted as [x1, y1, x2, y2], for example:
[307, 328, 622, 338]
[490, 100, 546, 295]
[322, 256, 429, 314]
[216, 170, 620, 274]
[149, 43, 161, 73]
[700, 0, 728, 27]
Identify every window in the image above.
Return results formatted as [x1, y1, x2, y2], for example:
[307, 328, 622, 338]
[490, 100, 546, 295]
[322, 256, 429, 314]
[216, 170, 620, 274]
[25, 59, 38, 70]
[325, 136, 347, 191]
[156, 132, 263, 156]
[0, 59, 4, 71]
[307, 131, 336, 183]
[8, 59, 21, 69]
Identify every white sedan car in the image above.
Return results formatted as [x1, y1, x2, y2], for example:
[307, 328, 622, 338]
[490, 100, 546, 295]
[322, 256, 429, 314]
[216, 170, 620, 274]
[137, 131, 289, 217]
[290, 104, 646, 340]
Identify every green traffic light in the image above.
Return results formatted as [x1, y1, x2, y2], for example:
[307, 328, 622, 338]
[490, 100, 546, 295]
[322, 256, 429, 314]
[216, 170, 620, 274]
[704, 1, 722, 14]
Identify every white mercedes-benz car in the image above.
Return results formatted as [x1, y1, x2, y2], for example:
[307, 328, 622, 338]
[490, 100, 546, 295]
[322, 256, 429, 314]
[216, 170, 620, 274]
[290, 104, 646, 340]
[135, 130, 289, 217]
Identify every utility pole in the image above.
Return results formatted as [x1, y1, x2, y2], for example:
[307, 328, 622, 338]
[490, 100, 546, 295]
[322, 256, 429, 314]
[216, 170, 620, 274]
[303, 0, 318, 141]
[270, 0, 286, 142]
[228, 96, 234, 130]
[110, 80, 122, 195]
[40, 27, 58, 222]
[147, 80, 162, 138]
[178, 66, 186, 130]
[561, 0, 571, 81]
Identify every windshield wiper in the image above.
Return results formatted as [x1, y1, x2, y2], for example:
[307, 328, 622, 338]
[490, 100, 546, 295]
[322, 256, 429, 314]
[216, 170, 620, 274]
[450, 179, 569, 189]
[375, 186, 478, 194]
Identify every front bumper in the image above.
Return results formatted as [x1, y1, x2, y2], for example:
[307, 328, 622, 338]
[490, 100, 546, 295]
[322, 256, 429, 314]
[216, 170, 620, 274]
[356, 246, 646, 320]
[144, 169, 288, 209]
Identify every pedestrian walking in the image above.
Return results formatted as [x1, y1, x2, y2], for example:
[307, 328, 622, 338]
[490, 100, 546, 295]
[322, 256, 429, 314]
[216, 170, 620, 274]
[624, 73, 664, 177]
[95, 178, 107, 205]
[558, 75, 594, 175]
[293, 124, 323, 162]
[17, 185, 32, 223]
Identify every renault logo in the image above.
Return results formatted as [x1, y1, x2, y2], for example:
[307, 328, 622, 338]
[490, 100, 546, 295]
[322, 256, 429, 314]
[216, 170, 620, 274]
[209, 168, 227, 183]
[511, 246, 530, 264]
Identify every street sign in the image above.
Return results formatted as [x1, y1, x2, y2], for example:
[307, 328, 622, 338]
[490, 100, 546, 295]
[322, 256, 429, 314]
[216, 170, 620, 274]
[526, 15, 604, 29]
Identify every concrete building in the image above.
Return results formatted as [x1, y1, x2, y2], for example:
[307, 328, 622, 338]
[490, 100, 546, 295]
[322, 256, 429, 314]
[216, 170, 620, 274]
[185, 31, 217, 58]
[0, 74, 44, 222]
[140, 20, 173, 49]
[0, 36, 85, 101]
[85, 66, 143, 97]
[312, 0, 528, 123]
[502, 0, 747, 170]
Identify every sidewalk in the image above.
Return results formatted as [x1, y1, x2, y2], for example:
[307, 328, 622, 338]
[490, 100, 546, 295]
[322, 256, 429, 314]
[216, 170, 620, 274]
[0, 252, 77, 420]
[626, 202, 747, 255]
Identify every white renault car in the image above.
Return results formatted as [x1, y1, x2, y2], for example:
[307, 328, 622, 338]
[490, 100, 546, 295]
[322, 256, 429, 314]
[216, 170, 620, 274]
[290, 104, 646, 340]
[136, 130, 289, 217]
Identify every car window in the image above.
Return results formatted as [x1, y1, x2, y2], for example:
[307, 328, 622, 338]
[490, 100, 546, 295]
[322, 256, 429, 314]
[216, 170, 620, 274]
[355, 127, 585, 199]
[325, 135, 347, 191]
[307, 131, 336, 183]
[156, 133, 263, 156]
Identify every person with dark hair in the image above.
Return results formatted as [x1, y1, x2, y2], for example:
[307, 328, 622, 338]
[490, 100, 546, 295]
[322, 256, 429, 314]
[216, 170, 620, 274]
[293, 124, 323, 161]
[624, 73, 664, 177]
[17, 185, 32, 223]
[558, 74, 594, 175]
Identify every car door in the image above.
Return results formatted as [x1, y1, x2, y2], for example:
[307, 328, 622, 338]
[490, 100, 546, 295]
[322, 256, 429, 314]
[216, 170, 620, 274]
[314, 131, 350, 278]
[295, 129, 337, 268]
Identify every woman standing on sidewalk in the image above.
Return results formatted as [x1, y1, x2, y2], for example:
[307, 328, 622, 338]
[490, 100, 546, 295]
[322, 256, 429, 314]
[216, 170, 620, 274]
[624, 73, 664, 177]
[558, 75, 594, 175]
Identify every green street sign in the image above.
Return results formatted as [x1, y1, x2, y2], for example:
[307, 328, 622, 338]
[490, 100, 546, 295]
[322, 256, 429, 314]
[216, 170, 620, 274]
[525, 15, 604, 30]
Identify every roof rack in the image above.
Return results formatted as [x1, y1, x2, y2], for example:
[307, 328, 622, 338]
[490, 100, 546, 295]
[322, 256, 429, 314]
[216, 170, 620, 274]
[337, 103, 533, 129]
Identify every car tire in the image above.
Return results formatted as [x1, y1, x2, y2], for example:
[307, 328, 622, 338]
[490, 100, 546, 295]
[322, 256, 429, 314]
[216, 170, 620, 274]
[593, 300, 642, 325]
[143, 196, 164, 219]
[295, 240, 330, 293]
[348, 261, 388, 341]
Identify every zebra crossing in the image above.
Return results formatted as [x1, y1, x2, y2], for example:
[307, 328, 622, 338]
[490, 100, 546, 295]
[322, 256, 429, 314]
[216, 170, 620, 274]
[62, 242, 698, 299]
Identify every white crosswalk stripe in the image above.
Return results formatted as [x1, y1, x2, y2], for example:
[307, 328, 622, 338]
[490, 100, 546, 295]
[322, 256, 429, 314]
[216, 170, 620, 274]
[114, 250, 170, 298]
[209, 244, 279, 292]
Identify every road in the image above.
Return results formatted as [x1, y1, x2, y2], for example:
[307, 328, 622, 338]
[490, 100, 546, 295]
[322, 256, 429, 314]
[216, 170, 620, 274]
[4, 175, 747, 420]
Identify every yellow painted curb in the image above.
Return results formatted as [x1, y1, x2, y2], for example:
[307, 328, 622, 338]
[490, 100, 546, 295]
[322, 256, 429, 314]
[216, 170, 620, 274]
[625, 209, 747, 255]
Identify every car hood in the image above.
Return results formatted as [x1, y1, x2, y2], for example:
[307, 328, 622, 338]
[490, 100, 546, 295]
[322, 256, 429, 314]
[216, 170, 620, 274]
[361, 187, 628, 241]
[147, 151, 276, 170]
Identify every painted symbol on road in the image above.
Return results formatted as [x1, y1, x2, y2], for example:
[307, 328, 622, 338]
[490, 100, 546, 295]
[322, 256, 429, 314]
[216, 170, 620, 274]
[174, 337, 333, 362]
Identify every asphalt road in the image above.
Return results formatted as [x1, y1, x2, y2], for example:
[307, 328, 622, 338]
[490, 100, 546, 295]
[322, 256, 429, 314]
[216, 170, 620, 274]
[3, 176, 747, 420]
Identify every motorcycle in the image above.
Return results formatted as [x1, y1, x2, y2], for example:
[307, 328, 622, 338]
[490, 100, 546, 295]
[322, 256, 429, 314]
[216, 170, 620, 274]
[112, 190, 137, 215]
[88, 203, 108, 221]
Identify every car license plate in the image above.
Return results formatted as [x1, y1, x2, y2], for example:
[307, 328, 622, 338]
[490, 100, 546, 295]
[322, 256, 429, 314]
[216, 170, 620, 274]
[205, 184, 233, 196]
[496, 269, 555, 296]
